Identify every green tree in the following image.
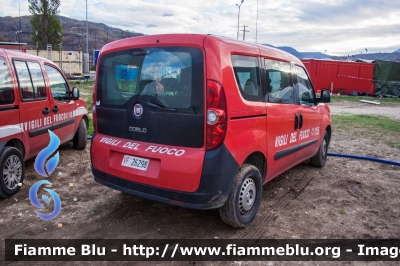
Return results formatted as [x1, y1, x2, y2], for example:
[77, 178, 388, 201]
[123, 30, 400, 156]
[28, 0, 63, 51]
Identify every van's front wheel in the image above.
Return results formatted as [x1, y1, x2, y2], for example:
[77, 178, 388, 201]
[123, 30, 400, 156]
[73, 119, 87, 150]
[219, 164, 262, 228]
[0, 146, 24, 199]
[310, 131, 328, 167]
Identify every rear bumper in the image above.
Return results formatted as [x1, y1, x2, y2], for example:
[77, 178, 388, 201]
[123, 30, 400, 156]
[92, 144, 239, 209]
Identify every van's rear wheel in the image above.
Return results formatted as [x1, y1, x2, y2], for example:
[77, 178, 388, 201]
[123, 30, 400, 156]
[310, 131, 328, 167]
[219, 164, 262, 228]
[0, 146, 24, 199]
[73, 119, 87, 150]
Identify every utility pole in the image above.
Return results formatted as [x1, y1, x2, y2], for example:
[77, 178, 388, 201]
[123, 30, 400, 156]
[86, 0, 89, 54]
[256, 0, 258, 43]
[236, 0, 244, 39]
[242, 25, 249, 41]
[94, 29, 97, 50]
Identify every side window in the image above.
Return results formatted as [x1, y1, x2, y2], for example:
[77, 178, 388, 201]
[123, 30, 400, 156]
[0, 57, 14, 104]
[45, 65, 70, 102]
[28, 62, 46, 99]
[294, 65, 315, 105]
[265, 59, 294, 104]
[14, 60, 46, 101]
[231, 55, 261, 101]
[14, 61, 33, 101]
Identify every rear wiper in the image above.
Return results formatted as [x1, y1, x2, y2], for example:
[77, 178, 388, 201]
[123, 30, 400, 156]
[145, 101, 196, 113]
[145, 101, 176, 111]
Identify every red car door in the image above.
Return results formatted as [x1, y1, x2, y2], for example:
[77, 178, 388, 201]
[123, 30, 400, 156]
[265, 59, 300, 180]
[44, 64, 76, 143]
[13, 59, 51, 159]
[293, 65, 322, 160]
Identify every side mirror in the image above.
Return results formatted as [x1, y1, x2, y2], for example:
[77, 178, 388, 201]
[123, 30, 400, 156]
[72, 87, 80, 100]
[301, 91, 311, 103]
[320, 89, 331, 103]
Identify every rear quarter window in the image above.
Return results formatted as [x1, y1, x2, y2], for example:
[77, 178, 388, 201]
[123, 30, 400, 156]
[231, 55, 262, 102]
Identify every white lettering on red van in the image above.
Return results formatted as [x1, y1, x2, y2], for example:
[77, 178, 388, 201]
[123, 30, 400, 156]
[289, 132, 297, 143]
[43, 116, 52, 126]
[22, 119, 42, 131]
[53, 111, 73, 123]
[99, 137, 121, 146]
[275, 134, 288, 147]
[299, 129, 310, 140]
[122, 142, 140, 150]
[145, 145, 185, 156]
[311, 126, 320, 136]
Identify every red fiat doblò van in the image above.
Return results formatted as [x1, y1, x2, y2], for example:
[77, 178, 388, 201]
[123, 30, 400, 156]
[0, 49, 88, 199]
[91, 34, 331, 227]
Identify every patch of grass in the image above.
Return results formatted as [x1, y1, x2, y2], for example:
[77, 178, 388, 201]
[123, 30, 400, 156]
[328, 211, 335, 217]
[70, 80, 94, 89]
[374, 187, 382, 193]
[332, 114, 400, 133]
[388, 141, 400, 149]
[332, 115, 400, 149]
[331, 95, 400, 105]
[339, 210, 346, 215]
[69, 80, 94, 136]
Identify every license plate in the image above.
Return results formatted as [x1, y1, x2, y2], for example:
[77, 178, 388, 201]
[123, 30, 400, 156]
[121, 155, 150, 171]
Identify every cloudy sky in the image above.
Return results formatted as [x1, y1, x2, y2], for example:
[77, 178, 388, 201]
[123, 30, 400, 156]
[1, 0, 400, 55]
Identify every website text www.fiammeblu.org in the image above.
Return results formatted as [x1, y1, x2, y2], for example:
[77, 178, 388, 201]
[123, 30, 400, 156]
[5, 239, 400, 261]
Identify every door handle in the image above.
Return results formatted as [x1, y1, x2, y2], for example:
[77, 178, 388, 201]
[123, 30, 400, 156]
[42, 107, 50, 115]
[52, 105, 59, 113]
[294, 114, 299, 130]
[299, 113, 303, 129]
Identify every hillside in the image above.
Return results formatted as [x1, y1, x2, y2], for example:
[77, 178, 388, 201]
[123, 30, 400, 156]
[0, 15, 144, 53]
[264, 44, 400, 62]
[1, 15, 399, 62]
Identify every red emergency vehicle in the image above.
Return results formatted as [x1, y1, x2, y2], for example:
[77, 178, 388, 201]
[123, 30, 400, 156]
[0, 49, 88, 199]
[91, 34, 332, 227]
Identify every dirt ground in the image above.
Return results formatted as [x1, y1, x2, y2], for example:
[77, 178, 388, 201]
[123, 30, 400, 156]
[1, 100, 399, 265]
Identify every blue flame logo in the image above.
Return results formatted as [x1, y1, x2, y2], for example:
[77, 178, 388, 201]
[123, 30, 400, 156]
[34, 130, 60, 177]
[29, 130, 62, 220]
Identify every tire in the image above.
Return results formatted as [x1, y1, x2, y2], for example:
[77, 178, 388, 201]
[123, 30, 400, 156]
[310, 131, 329, 167]
[219, 164, 262, 228]
[73, 119, 87, 150]
[0, 146, 25, 199]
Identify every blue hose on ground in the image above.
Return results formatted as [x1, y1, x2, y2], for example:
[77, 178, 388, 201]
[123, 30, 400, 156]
[328, 152, 400, 166]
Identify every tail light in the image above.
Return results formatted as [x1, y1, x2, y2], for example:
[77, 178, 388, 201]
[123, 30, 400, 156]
[206, 80, 227, 150]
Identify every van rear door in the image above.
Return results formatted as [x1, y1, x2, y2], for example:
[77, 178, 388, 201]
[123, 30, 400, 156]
[96, 47, 204, 147]
[92, 45, 205, 192]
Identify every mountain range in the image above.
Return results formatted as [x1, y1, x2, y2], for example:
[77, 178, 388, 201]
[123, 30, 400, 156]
[1, 15, 399, 61]
[0, 15, 143, 52]
[264, 44, 400, 62]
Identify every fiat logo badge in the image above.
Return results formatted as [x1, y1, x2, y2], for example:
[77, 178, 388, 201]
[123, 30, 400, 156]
[133, 103, 143, 117]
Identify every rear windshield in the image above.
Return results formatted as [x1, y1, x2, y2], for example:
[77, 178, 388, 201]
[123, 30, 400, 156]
[97, 46, 204, 110]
